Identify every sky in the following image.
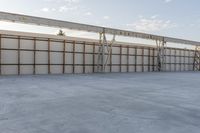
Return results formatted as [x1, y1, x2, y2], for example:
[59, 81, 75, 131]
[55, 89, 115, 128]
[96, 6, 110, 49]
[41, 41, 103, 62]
[0, 0, 200, 43]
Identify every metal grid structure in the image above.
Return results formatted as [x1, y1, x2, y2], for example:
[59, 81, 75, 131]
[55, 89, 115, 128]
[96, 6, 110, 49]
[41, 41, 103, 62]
[0, 32, 196, 75]
[0, 12, 199, 73]
[193, 46, 200, 71]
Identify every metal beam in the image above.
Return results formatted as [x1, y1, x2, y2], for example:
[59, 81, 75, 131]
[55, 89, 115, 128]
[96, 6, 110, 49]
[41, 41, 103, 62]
[0, 12, 200, 46]
[156, 39, 166, 71]
[193, 46, 200, 71]
[164, 37, 200, 46]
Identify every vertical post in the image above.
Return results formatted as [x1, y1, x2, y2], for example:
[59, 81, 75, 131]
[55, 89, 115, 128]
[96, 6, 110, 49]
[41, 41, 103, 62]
[18, 36, 20, 75]
[187, 50, 189, 71]
[197, 49, 200, 71]
[184, 48, 186, 71]
[193, 49, 195, 71]
[83, 42, 86, 74]
[102, 33, 105, 72]
[142, 48, 144, 72]
[174, 49, 176, 71]
[169, 48, 172, 72]
[148, 48, 151, 72]
[163, 42, 166, 71]
[127, 46, 129, 72]
[33, 38, 36, 75]
[152, 48, 155, 71]
[97, 34, 101, 72]
[0, 34, 1, 75]
[179, 50, 181, 71]
[156, 39, 166, 72]
[73, 41, 76, 74]
[63, 40, 66, 74]
[48, 38, 51, 74]
[110, 44, 112, 72]
[188, 50, 191, 71]
[97, 32, 115, 73]
[93, 43, 95, 73]
[198, 49, 200, 71]
[120, 45, 122, 72]
[135, 47, 137, 72]
[193, 46, 200, 71]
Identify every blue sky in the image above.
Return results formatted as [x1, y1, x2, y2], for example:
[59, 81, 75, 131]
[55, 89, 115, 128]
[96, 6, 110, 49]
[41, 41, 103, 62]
[0, 0, 200, 41]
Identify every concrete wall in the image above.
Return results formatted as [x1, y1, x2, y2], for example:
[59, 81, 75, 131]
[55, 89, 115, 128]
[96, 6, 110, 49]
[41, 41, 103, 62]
[0, 30, 195, 75]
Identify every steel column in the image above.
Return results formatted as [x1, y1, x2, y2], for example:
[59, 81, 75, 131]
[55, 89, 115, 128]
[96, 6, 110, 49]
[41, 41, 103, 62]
[193, 46, 200, 71]
[156, 38, 166, 71]
[97, 30, 115, 72]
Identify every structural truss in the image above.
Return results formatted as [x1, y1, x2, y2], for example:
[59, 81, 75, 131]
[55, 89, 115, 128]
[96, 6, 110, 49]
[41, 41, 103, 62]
[0, 11, 200, 72]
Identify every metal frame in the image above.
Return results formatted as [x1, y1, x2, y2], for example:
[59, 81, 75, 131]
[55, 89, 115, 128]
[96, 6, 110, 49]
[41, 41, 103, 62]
[0, 34, 1, 75]
[97, 30, 115, 72]
[193, 46, 200, 71]
[0, 33, 196, 75]
[0, 12, 200, 46]
[156, 39, 166, 71]
[0, 12, 200, 73]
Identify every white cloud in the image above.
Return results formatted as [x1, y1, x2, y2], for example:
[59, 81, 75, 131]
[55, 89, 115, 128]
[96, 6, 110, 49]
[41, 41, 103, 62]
[41, 7, 57, 12]
[126, 16, 176, 32]
[64, 0, 79, 3]
[151, 15, 158, 19]
[103, 16, 110, 20]
[41, 6, 78, 12]
[44, 0, 79, 3]
[58, 5, 78, 12]
[164, 0, 173, 3]
[41, 8, 49, 12]
[84, 12, 93, 16]
[41, 0, 79, 13]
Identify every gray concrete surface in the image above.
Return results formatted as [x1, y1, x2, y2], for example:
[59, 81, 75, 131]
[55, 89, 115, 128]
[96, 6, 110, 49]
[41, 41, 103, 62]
[0, 72, 200, 133]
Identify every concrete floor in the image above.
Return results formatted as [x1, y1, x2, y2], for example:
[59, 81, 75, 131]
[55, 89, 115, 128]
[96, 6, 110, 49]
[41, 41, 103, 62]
[0, 72, 200, 133]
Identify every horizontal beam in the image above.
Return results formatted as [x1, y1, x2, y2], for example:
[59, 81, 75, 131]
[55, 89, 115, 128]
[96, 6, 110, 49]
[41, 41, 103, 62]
[164, 37, 200, 46]
[0, 11, 200, 46]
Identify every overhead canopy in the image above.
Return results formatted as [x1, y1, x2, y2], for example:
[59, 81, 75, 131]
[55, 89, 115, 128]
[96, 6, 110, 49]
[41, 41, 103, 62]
[0, 11, 199, 46]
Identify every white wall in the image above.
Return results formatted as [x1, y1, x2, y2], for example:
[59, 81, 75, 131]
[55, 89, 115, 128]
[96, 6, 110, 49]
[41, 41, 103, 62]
[0, 31, 195, 75]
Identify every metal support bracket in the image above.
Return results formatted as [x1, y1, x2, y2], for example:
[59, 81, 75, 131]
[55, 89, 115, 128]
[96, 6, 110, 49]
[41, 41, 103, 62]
[156, 38, 166, 72]
[97, 30, 116, 72]
[193, 46, 200, 71]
